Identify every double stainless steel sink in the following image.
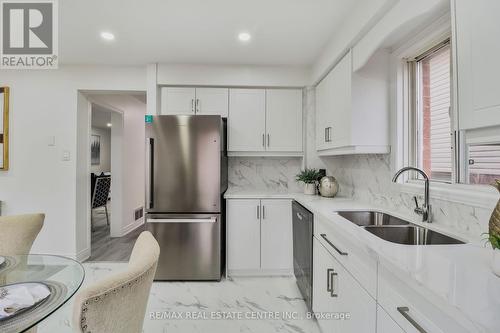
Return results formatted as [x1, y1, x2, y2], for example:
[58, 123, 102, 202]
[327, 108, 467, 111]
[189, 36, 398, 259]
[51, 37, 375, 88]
[337, 211, 464, 245]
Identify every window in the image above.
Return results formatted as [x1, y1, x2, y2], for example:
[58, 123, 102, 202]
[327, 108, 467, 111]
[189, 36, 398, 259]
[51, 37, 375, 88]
[468, 143, 500, 185]
[409, 40, 453, 182]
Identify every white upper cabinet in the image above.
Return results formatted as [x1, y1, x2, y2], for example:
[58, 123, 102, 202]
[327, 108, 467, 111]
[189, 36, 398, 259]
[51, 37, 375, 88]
[194, 88, 228, 117]
[315, 49, 389, 155]
[228, 89, 266, 152]
[160, 87, 196, 115]
[229, 88, 303, 155]
[160, 87, 228, 116]
[454, 0, 500, 130]
[266, 89, 303, 152]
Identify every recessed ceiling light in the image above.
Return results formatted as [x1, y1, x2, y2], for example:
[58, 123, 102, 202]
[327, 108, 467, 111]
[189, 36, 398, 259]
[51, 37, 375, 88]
[106, 123, 112, 127]
[238, 32, 251, 42]
[100, 31, 115, 41]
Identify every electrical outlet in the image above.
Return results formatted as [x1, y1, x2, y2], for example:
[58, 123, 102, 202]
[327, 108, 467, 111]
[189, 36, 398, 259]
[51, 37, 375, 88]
[134, 207, 144, 221]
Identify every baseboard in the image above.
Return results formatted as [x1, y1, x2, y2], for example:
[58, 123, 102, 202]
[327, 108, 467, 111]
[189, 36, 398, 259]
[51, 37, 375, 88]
[227, 268, 293, 277]
[76, 247, 91, 262]
[121, 218, 144, 236]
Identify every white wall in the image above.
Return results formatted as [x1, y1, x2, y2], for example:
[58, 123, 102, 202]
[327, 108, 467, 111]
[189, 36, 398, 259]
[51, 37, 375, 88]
[311, 0, 397, 84]
[0, 65, 146, 258]
[157, 64, 310, 87]
[90, 127, 111, 174]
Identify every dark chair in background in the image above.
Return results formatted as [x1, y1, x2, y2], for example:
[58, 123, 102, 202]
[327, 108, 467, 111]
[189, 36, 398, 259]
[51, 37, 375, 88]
[91, 175, 111, 230]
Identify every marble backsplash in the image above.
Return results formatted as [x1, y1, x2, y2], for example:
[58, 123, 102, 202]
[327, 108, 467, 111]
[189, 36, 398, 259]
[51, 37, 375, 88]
[228, 157, 303, 193]
[321, 154, 496, 243]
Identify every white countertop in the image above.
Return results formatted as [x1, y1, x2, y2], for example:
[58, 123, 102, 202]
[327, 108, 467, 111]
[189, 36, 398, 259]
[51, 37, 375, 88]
[225, 188, 500, 332]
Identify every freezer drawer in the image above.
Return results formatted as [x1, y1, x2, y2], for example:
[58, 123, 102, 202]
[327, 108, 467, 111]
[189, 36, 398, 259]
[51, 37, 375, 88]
[146, 213, 222, 281]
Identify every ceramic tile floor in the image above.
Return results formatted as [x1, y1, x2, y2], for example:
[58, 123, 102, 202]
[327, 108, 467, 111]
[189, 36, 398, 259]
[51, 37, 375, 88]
[38, 262, 321, 333]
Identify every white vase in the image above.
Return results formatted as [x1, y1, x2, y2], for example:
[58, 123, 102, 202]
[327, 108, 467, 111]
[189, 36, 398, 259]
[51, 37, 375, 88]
[492, 249, 500, 277]
[304, 183, 316, 195]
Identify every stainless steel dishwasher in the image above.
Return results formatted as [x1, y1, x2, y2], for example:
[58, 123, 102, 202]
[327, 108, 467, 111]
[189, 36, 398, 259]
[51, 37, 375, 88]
[292, 200, 313, 311]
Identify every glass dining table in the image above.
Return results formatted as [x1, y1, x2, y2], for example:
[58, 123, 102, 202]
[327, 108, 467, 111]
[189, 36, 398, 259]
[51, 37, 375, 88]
[0, 254, 85, 333]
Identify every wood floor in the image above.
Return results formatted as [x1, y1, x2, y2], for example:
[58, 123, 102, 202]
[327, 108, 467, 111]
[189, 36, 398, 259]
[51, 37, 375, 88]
[86, 206, 145, 262]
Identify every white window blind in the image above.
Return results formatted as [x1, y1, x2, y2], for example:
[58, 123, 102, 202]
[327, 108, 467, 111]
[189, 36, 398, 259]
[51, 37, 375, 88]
[416, 43, 452, 181]
[468, 144, 500, 184]
[428, 46, 452, 174]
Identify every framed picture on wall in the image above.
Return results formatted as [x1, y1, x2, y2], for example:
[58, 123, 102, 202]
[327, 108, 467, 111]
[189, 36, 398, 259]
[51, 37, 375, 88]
[0, 87, 10, 171]
[91, 134, 101, 165]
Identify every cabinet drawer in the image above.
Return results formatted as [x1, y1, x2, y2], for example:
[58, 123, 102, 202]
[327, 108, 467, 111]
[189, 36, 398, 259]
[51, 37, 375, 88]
[378, 266, 471, 333]
[313, 238, 376, 333]
[314, 213, 377, 297]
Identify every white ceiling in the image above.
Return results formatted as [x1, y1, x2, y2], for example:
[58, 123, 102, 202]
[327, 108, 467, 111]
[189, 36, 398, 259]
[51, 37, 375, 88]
[59, 0, 359, 66]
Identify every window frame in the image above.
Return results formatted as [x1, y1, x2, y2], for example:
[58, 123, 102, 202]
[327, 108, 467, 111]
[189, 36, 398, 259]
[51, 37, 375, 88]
[390, 13, 498, 209]
[407, 38, 454, 184]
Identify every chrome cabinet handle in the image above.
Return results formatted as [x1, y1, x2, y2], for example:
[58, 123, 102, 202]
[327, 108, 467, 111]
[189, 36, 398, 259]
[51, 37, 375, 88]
[326, 268, 338, 297]
[257, 205, 260, 219]
[262, 205, 265, 219]
[262, 134, 265, 147]
[147, 138, 154, 209]
[296, 212, 303, 220]
[325, 127, 332, 142]
[191, 99, 195, 112]
[267, 134, 270, 147]
[397, 307, 428, 333]
[320, 234, 348, 256]
[196, 98, 200, 112]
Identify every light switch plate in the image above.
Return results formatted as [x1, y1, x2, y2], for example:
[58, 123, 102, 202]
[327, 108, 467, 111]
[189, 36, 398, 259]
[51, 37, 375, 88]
[48, 136, 56, 146]
[62, 150, 71, 161]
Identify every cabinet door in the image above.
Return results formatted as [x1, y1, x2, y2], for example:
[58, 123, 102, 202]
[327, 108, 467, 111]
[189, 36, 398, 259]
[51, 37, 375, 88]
[315, 73, 331, 151]
[260, 199, 292, 271]
[160, 87, 196, 115]
[313, 238, 339, 333]
[455, 0, 500, 130]
[266, 89, 303, 152]
[195, 88, 229, 117]
[228, 89, 266, 151]
[314, 237, 376, 333]
[227, 199, 261, 271]
[377, 305, 405, 333]
[329, 51, 352, 147]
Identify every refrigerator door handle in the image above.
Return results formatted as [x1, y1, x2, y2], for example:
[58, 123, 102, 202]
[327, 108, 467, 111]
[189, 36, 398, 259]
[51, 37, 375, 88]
[147, 217, 217, 223]
[147, 138, 155, 209]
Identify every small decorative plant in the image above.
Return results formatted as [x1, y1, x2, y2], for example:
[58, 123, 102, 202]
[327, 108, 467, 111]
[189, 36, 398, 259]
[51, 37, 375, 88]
[296, 168, 321, 184]
[488, 179, 500, 277]
[488, 179, 500, 248]
[296, 168, 321, 195]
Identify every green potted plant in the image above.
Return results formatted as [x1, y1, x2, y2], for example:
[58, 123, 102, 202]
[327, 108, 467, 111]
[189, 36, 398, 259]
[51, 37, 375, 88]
[489, 179, 500, 276]
[296, 168, 321, 195]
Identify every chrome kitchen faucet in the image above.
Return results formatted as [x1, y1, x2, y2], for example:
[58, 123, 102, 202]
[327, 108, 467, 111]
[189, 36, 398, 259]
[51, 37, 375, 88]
[392, 167, 432, 223]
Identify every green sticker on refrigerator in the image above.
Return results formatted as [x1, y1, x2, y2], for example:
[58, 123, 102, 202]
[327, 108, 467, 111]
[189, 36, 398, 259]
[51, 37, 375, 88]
[145, 115, 153, 123]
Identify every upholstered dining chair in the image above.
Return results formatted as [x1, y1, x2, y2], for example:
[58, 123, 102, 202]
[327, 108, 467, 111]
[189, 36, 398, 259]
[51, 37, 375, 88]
[91, 175, 111, 230]
[73, 231, 160, 333]
[0, 213, 44, 255]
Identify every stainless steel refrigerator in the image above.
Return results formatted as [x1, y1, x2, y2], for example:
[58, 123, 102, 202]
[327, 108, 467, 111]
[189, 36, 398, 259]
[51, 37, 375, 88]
[145, 115, 227, 281]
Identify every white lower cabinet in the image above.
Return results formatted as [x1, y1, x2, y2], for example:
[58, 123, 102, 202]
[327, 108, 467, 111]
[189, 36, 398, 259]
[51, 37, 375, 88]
[260, 199, 293, 270]
[313, 237, 376, 333]
[226, 198, 292, 275]
[226, 199, 261, 271]
[377, 305, 404, 333]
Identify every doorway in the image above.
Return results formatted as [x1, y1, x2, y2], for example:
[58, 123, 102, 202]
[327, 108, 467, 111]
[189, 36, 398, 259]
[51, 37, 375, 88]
[76, 91, 147, 262]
